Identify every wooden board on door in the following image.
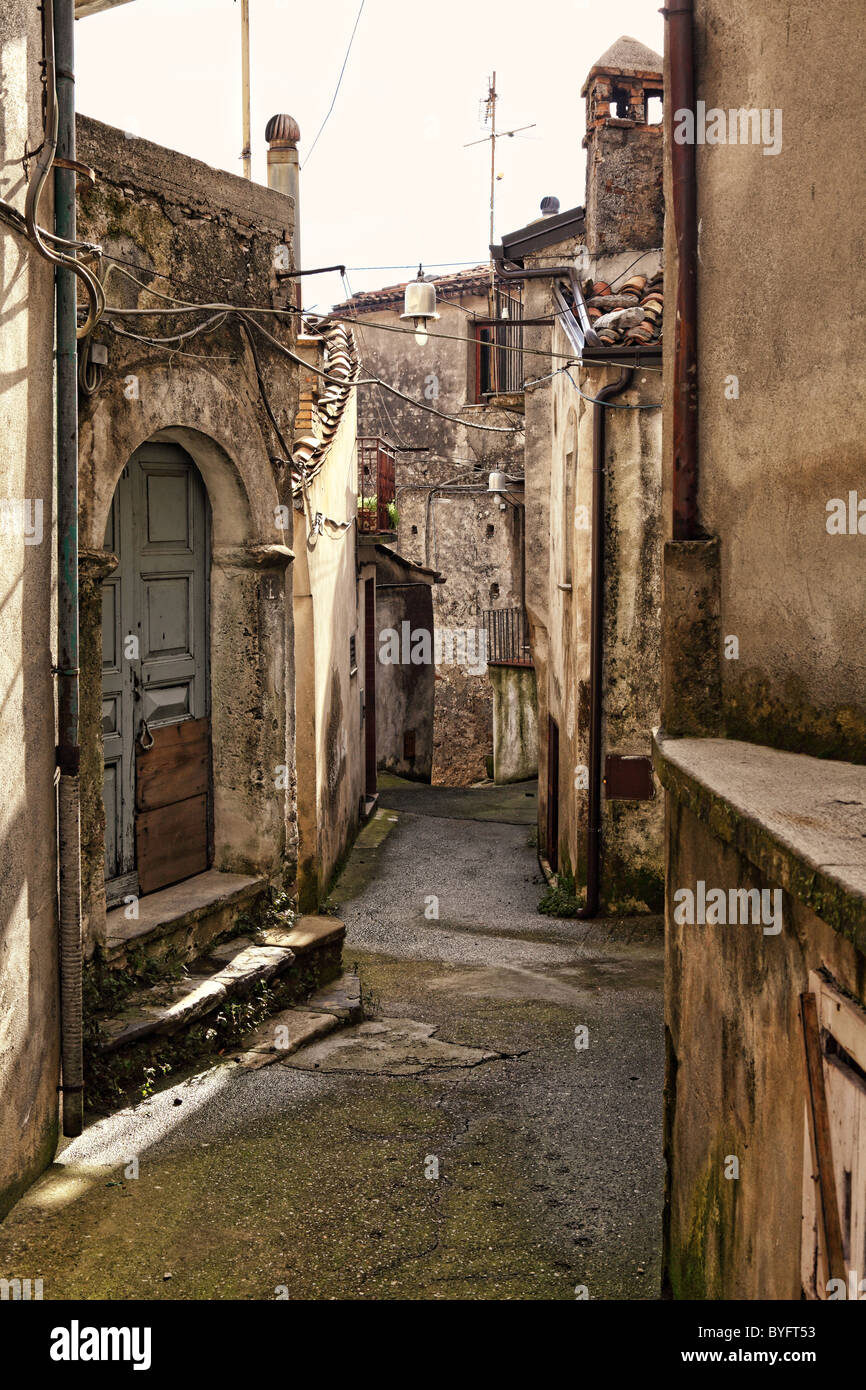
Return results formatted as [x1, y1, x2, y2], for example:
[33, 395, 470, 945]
[135, 716, 210, 894]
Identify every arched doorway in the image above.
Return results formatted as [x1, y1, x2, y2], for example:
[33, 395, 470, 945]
[101, 441, 211, 905]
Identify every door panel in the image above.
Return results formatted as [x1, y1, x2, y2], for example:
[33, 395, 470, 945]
[102, 443, 210, 905]
[136, 717, 209, 894]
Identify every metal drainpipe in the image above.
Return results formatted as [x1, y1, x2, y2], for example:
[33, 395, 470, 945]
[665, 0, 699, 539]
[54, 0, 83, 1137]
[492, 256, 602, 349]
[575, 365, 633, 918]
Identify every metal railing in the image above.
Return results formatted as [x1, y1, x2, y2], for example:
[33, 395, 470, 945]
[483, 607, 533, 667]
[357, 436, 396, 533]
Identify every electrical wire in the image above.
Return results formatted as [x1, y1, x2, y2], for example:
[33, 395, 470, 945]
[238, 313, 525, 434]
[563, 367, 661, 409]
[302, 0, 366, 170]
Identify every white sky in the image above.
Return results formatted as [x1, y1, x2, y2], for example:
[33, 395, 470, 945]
[76, 0, 664, 310]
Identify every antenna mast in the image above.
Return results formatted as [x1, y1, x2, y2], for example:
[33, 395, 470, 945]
[464, 74, 536, 317]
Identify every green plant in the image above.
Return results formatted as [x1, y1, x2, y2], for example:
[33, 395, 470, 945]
[538, 870, 583, 918]
[385, 500, 399, 529]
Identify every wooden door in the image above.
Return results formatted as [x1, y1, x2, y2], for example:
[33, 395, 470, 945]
[102, 443, 210, 903]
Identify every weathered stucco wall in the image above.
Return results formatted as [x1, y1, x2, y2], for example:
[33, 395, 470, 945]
[662, 0, 866, 758]
[659, 0, 866, 1301]
[524, 253, 663, 908]
[489, 665, 538, 784]
[76, 116, 298, 946]
[292, 377, 364, 908]
[0, 0, 62, 1220]
[344, 290, 525, 784]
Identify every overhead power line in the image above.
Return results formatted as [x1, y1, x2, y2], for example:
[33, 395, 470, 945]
[302, 0, 366, 170]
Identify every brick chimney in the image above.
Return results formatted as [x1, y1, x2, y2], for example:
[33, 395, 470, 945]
[581, 36, 663, 257]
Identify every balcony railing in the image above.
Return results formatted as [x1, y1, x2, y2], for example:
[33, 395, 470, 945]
[357, 436, 396, 533]
[483, 607, 533, 667]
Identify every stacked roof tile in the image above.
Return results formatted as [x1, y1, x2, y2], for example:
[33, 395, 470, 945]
[291, 319, 359, 491]
[583, 270, 663, 346]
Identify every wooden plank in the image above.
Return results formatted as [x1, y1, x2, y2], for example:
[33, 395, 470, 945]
[800, 991, 847, 1288]
[136, 794, 208, 895]
[136, 716, 209, 812]
[815, 972, 866, 1075]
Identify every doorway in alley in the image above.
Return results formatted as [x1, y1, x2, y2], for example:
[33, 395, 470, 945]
[101, 442, 211, 905]
[364, 577, 377, 798]
[546, 715, 560, 872]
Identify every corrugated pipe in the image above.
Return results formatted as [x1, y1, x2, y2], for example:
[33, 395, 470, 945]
[54, 0, 84, 1137]
[665, 0, 700, 539]
[576, 366, 633, 917]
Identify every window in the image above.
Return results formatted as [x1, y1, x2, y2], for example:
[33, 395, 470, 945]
[472, 290, 524, 401]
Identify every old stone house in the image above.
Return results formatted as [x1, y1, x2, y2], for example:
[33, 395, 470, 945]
[498, 37, 665, 912]
[332, 268, 527, 785]
[0, 1, 361, 1215]
[657, 0, 866, 1298]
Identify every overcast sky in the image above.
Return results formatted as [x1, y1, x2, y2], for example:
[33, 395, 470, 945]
[76, 0, 664, 310]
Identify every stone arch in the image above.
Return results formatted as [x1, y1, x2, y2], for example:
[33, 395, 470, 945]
[78, 364, 294, 950]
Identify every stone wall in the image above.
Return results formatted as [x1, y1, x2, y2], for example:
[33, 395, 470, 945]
[76, 116, 299, 947]
[523, 255, 663, 908]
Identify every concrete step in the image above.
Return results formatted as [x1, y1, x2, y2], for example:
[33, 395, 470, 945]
[93, 922, 349, 1058]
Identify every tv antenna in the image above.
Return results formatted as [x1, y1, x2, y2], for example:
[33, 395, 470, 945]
[465, 73, 535, 313]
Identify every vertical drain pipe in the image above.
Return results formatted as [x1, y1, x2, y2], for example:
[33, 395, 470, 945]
[667, 0, 699, 539]
[577, 365, 633, 918]
[54, 0, 83, 1137]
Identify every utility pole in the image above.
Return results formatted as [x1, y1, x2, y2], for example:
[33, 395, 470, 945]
[464, 74, 535, 318]
[240, 0, 251, 178]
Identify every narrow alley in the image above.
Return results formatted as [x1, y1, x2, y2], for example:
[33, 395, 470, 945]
[0, 779, 663, 1301]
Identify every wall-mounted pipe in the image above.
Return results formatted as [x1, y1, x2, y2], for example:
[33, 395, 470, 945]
[665, 0, 699, 539]
[54, 0, 84, 1138]
[491, 255, 602, 349]
[575, 365, 633, 917]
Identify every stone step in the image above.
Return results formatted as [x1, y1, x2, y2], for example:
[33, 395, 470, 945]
[228, 1002, 346, 1070]
[254, 914, 345, 954]
[103, 870, 267, 970]
[94, 921, 349, 1058]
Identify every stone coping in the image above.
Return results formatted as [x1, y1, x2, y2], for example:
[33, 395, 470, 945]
[653, 732, 866, 952]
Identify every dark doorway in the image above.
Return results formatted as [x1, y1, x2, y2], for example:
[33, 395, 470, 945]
[364, 577, 377, 797]
[546, 715, 560, 872]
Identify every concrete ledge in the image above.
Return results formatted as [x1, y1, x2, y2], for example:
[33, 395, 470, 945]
[653, 731, 866, 951]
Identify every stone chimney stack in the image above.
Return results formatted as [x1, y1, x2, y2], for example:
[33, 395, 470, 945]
[581, 36, 663, 257]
